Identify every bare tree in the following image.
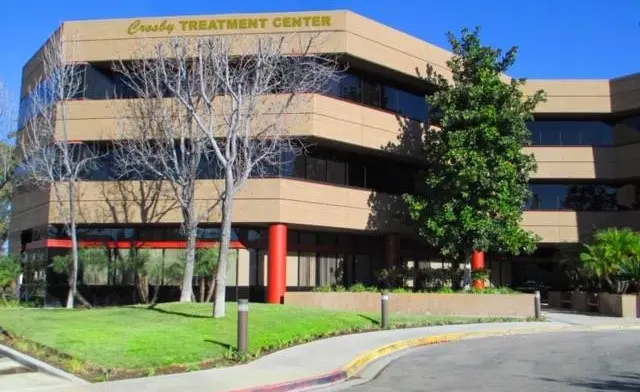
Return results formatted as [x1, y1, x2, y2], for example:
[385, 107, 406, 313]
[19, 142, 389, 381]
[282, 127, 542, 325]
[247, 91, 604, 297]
[114, 61, 214, 303]
[0, 80, 16, 245]
[116, 34, 338, 314]
[18, 33, 98, 308]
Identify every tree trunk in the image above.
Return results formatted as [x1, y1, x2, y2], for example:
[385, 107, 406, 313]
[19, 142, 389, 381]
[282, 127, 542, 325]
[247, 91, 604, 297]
[149, 283, 161, 307]
[206, 276, 217, 303]
[74, 290, 93, 308]
[180, 215, 197, 302]
[68, 181, 79, 309]
[199, 277, 206, 303]
[213, 186, 234, 318]
[136, 274, 149, 304]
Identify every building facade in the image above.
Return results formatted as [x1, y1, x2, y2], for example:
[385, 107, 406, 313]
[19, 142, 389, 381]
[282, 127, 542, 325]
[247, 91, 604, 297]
[11, 10, 640, 305]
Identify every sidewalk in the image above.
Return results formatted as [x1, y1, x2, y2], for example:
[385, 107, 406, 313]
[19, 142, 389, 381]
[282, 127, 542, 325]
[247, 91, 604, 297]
[25, 316, 639, 392]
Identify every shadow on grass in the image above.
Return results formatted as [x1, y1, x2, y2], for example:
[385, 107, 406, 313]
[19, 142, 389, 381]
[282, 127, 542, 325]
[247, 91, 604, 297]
[144, 306, 210, 319]
[204, 339, 235, 352]
[358, 314, 380, 325]
[539, 372, 640, 391]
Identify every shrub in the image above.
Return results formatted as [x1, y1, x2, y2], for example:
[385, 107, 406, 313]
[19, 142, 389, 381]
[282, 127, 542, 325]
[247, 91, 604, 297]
[348, 283, 373, 292]
[437, 287, 456, 293]
[580, 227, 640, 294]
[0, 255, 22, 304]
[471, 286, 517, 294]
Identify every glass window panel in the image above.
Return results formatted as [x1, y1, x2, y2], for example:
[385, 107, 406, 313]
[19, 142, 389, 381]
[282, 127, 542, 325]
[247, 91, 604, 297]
[395, 89, 428, 121]
[339, 73, 361, 102]
[197, 228, 221, 240]
[354, 255, 371, 284]
[326, 158, 346, 185]
[561, 130, 581, 145]
[298, 252, 316, 286]
[382, 86, 399, 113]
[318, 233, 337, 246]
[528, 184, 561, 209]
[306, 156, 326, 182]
[348, 161, 366, 188]
[528, 121, 612, 146]
[361, 78, 381, 108]
[300, 232, 317, 245]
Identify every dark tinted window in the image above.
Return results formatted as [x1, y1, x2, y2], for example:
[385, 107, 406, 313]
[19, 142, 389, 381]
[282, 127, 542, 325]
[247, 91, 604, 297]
[527, 183, 634, 211]
[339, 74, 361, 102]
[326, 157, 346, 185]
[306, 156, 326, 182]
[527, 121, 613, 146]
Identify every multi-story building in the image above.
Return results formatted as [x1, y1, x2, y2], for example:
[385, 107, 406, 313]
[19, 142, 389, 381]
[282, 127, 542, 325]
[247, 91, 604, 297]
[11, 10, 640, 305]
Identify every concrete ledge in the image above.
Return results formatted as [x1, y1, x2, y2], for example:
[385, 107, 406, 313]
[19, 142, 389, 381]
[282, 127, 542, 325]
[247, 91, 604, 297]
[285, 292, 535, 317]
[228, 324, 640, 392]
[0, 343, 89, 384]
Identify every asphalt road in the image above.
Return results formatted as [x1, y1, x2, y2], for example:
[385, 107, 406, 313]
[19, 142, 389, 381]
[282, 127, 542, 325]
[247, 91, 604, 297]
[345, 331, 640, 392]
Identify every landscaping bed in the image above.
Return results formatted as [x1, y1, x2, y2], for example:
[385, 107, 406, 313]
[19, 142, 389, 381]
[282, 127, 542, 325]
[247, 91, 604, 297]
[0, 302, 523, 382]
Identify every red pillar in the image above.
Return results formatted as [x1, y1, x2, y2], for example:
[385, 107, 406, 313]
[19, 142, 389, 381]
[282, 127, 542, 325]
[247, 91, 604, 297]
[472, 250, 485, 289]
[267, 224, 287, 304]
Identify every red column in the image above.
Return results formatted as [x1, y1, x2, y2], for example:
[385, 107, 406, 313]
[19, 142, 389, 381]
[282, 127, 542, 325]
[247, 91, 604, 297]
[384, 234, 398, 268]
[472, 250, 485, 289]
[267, 224, 287, 304]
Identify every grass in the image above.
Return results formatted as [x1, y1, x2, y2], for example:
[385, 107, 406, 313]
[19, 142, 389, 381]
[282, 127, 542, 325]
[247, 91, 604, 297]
[0, 302, 522, 380]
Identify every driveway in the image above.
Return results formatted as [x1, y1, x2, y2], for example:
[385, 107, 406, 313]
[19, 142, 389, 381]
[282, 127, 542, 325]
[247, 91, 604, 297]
[342, 330, 640, 392]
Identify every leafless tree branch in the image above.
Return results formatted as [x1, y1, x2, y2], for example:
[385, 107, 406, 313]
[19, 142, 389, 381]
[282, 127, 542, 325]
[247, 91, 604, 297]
[115, 33, 339, 311]
[17, 33, 99, 308]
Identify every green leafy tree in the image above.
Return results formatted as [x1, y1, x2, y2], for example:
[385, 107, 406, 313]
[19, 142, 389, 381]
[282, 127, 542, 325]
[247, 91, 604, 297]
[404, 27, 545, 288]
[580, 227, 638, 294]
[0, 255, 21, 303]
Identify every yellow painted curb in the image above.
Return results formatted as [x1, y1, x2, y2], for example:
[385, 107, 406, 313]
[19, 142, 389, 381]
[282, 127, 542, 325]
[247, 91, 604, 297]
[341, 324, 640, 378]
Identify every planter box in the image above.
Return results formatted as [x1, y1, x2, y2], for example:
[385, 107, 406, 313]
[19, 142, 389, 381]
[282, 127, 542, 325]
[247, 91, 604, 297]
[598, 293, 638, 318]
[284, 292, 535, 318]
[571, 292, 589, 313]
[548, 291, 564, 308]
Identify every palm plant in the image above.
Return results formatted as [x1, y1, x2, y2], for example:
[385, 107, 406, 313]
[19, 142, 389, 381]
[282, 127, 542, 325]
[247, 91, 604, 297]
[619, 234, 640, 294]
[580, 228, 636, 294]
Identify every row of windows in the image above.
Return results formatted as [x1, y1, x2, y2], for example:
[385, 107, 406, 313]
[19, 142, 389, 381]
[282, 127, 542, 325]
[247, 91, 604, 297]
[526, 183, 638, 211]
[22, 140, 640, 212]
[43, 225, 383, 249]
[324, 72, 429, 121]
[31, 143, 421, 195]
[19, 63, 431, 128]
[527, 117, 640, 146]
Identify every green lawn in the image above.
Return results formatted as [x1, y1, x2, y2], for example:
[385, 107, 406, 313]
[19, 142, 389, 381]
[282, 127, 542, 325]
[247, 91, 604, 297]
[0, 302, 516, 371]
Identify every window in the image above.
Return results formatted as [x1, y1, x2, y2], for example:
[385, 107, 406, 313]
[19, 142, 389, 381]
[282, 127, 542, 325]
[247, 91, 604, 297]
[527, 121, 613, 146]
[348, 161, 366, 188]
[361, 78, 381, 107]
[326, 157, 346, 185]
[527, 183, 633, 211]
[306, 156, 326, 182]
[339, 73, 361, 102]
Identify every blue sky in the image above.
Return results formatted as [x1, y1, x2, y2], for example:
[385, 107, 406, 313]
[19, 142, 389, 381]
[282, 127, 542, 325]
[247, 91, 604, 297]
[2, 0, 639, 98]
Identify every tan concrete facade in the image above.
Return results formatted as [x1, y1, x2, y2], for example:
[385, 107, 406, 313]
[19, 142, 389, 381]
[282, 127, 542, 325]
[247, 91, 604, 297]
[11, 10, 640, 258]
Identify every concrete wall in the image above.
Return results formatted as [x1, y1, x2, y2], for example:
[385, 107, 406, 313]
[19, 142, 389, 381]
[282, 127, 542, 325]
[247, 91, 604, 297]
[284, 292, 535, 317]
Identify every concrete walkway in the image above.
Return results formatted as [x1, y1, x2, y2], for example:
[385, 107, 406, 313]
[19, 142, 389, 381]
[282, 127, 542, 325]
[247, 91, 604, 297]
[0, 353, 71, 392]
[20, 314, 639, 392]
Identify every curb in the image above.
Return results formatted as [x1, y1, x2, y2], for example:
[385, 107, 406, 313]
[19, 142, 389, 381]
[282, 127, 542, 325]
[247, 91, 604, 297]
[227, 323, 640, 392]
[0, 343, 89, 384]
